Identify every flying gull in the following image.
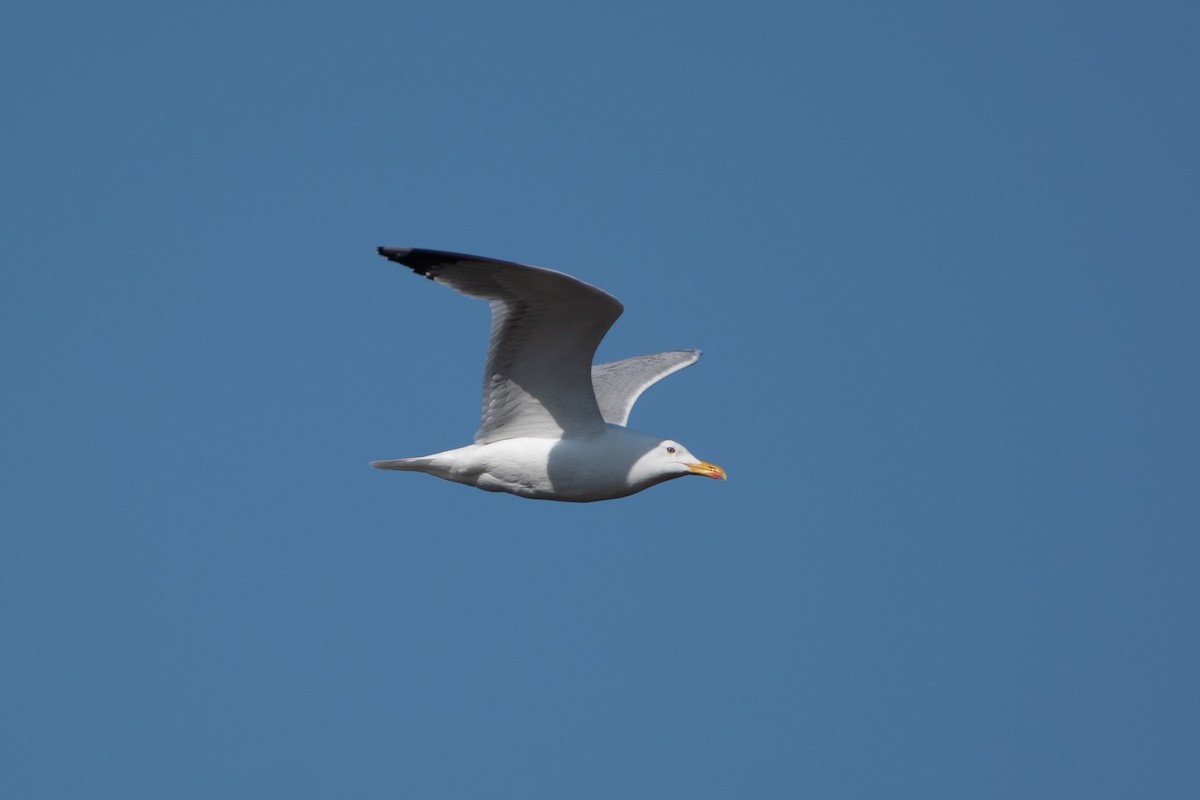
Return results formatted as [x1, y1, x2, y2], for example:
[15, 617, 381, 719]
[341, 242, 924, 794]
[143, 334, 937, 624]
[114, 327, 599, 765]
[371, 247, 726, 502]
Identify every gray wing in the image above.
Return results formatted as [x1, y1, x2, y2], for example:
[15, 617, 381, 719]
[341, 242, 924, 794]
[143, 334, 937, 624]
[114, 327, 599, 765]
[378, 247, 623, 443]
[590, 350, 701, 427]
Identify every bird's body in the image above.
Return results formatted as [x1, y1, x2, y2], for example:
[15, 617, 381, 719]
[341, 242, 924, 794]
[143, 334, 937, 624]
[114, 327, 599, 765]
[375, 424, 702, 502]
[371, 247, 725, 502]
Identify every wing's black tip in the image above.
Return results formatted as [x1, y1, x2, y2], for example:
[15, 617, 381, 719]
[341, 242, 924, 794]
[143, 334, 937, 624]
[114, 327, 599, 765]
[377, 246, 440, 277]
[377, 246, 411, 261]
[377, 246, 500, 279]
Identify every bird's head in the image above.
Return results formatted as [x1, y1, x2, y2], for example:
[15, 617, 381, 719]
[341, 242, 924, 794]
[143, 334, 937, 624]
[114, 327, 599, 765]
[629, 438, 727, 487]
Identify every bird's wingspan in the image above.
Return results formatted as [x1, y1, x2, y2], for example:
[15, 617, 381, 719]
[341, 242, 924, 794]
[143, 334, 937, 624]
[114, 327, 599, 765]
[591, 350, 701, 426]
[378, 247, 623, 442]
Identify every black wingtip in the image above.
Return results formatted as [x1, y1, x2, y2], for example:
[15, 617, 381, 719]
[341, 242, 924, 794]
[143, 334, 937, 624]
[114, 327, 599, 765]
[377, 246, 411, 261]
[376, 245, 448, 280]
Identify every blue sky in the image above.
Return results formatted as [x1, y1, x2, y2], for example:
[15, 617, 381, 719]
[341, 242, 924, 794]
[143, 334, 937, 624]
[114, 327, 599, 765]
[3, 1, 1198, 797]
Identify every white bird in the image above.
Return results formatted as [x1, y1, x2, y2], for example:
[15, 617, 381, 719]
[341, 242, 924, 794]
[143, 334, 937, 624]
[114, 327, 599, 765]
[371, 247, 726, 502]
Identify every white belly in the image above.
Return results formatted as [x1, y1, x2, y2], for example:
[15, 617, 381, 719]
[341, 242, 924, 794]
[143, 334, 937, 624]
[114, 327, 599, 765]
[458, 429, 668, 502]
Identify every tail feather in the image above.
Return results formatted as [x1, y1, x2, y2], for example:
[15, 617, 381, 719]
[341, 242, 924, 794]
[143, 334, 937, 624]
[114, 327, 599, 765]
[370, 457, 436, 472]
[372, 445, 472, 480]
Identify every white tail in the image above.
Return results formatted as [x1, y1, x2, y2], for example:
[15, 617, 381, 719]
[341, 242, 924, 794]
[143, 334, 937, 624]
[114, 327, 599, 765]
[370, 457, 437, 472]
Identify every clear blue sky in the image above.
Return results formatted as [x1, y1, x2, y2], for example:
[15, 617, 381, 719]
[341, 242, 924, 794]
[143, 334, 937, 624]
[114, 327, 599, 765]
[3, 1, 1198, 797]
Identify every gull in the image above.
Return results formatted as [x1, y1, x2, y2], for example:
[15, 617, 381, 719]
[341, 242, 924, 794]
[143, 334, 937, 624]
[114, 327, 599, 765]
[370, 247, 726, 502]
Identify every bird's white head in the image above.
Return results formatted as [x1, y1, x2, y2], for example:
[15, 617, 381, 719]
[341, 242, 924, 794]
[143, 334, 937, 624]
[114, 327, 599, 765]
[628, 438, 727, 488]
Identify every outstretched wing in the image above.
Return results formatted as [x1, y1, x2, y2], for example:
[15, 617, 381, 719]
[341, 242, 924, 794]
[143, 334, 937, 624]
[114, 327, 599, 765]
[378, 247, 623, 443]
[591, 350, 701, 426]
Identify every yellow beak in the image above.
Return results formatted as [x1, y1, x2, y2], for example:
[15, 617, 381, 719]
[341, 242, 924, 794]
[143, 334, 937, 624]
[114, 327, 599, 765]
[686, 461, 727, 480]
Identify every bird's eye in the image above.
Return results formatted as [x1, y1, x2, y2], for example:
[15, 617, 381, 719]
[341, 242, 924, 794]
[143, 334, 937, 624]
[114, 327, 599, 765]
[666, 446, 676, 454]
